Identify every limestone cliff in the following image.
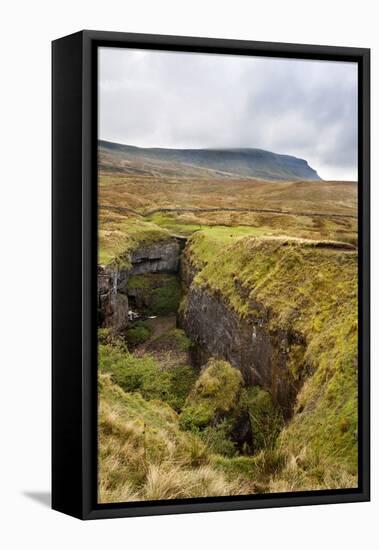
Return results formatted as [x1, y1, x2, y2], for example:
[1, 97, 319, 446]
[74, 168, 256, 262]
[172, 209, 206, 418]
[98, 238, 181, 330]
[179, 252, 305, 416]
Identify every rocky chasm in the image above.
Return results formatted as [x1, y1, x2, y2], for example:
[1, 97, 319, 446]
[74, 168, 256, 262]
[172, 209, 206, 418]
[98, 239, 181, 330]
[98, 235, 303, 417]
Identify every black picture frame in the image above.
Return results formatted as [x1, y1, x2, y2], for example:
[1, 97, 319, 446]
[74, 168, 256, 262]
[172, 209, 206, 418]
[52, 30, 370, 520]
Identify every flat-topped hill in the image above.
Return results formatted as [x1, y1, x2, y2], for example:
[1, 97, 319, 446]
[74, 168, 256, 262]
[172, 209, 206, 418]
[99, 140, 321, 181]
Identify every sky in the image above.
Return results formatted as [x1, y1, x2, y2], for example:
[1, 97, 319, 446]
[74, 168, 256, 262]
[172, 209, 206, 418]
[99, 47, 358, 181]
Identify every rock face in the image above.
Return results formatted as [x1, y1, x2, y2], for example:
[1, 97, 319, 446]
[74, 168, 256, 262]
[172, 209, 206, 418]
[179, 256, 305, 416]
[98, 265, 129, 332]
[98, 239, 181, 330]
[130, 240, 180, 275]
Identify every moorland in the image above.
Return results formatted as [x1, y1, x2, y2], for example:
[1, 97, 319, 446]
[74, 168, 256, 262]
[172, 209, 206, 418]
[97, 140, 358, 503]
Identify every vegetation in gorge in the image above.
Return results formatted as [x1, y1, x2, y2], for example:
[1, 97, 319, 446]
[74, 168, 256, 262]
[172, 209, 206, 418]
[182, 232, 358, 487]
[179, 360, 284, 458]
[124, 321, 152, 347]
[127, 273, 181, 315]
[98, 338, 197, 412]
[98, 353, 286, 501]
[180, 359, 243, 431]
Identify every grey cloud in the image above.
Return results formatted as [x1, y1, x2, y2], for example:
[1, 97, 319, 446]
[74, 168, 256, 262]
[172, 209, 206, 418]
[99, 48, 358, 180]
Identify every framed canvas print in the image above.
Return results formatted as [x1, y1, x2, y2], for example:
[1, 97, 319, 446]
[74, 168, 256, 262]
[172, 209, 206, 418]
[52, 31, 370, 520]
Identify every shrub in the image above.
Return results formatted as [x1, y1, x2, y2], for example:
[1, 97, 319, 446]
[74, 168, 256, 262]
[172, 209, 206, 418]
[180, 359, 243, 431]
[125, 321, 152, 346]
[202, 419, 237, 457]
[98, 327, 127, 348]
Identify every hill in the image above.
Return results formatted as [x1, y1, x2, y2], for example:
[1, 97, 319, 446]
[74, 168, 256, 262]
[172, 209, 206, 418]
[99, 140, 321, 181]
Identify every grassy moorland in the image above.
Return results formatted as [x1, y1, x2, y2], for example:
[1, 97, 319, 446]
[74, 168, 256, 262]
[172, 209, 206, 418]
[98, 142, 358, 502]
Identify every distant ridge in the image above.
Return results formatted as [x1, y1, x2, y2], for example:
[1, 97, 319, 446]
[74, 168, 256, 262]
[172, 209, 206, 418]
[99, 140, 321, 181]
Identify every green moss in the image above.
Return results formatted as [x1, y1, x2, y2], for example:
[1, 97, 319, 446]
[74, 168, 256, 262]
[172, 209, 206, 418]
[180, 359, 243, 431]
[150, 279, 181, 315]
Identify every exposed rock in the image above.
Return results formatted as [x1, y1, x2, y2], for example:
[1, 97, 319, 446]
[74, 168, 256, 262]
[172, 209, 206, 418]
[98, 238, 181, 330]
[130, 240, 180, 275]
[179, 258, 305, 417]
[97, 265, 129, 332]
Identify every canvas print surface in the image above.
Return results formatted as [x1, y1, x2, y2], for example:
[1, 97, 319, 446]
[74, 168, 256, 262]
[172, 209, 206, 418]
[97, 47, 358, 504]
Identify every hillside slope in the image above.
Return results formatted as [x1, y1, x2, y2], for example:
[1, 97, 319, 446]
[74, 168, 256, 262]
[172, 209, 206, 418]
[99, 140, 321, 181]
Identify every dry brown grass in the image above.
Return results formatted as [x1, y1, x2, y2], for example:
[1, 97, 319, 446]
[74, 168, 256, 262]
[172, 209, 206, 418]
[265, 446, 358, 493]
[99, 169, 357, 218]
[98, 374, 246, 503]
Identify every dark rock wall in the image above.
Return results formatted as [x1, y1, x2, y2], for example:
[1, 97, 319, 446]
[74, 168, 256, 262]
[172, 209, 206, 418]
[130, 241, 180, 275]
[97, 265, 129, 331]
[98, 239, 181, 331]
[179, 256, 305, 416]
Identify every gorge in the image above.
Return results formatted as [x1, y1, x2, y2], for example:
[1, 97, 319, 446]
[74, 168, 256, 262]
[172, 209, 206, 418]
[97, 215, 358, 500]
[98, 233, 301, 413]
[97, 230, 342, 456]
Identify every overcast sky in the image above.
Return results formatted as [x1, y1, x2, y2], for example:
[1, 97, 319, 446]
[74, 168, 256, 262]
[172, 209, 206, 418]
[99, 47, 358, 181]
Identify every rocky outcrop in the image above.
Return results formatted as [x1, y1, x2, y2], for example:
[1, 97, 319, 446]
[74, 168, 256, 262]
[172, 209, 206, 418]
[98, 238, 181, 330]
[97, 265, 129, 331]
[179, 258, 305, 416]
[129, 240, 181, 275]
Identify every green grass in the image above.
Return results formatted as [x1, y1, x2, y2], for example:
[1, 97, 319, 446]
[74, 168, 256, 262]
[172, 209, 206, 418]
[99, 341, 196, 412]
[151, 328, 193, 352]
[98, 212, 171, 266]
[178, 358, 283, 458]
[146, 212, 203, 236]
[241, 387, 284, 452]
